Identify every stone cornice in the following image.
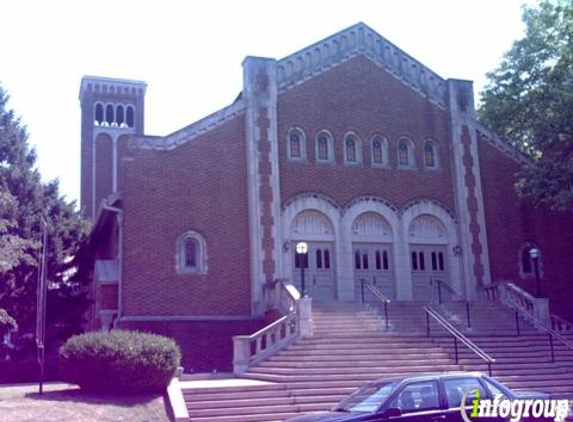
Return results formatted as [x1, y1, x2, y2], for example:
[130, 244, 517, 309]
[475, 123, 532, 165]
[277, 22, 448, 109]
[130, 100, 246, 151]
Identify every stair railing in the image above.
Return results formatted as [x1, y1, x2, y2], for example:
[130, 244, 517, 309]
[233, 281, 301, 374]
[550, 314, 573, 333]
[484, 282, 573, 333]
[430, 279, 472, 330]
[358, 278, 390, 330]
[424, 305, 496, 376]
[504, 301, 573, 363]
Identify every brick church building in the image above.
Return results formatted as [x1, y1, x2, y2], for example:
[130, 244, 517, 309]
[79, 23, 573, 372]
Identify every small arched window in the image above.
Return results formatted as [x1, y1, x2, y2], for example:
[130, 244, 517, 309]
[287, 127, 306, 161]
[315, 131, 333, 163]
[519, 242, 543, 280]
[105, 104, 114, 126]
[371, 135, 388, 167]
[116, 105, 125, 127]
[423, 139, 440, 169]
[344, 133, 362, 165]
[95, 103, 104, 126]
[126, 106, 135, 128]
[176, 230, 208, 275]
[397, 137, 415, 169]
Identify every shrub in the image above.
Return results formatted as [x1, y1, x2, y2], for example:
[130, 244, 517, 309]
[59, 330, 181, 393]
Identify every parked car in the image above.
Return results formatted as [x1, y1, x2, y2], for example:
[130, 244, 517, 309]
[284, 372, 570, 422]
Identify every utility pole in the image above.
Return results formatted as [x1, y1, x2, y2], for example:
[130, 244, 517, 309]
[36, 218, 48, 395]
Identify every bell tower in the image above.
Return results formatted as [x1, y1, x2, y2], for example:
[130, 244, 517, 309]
[79, 76, 147, 219]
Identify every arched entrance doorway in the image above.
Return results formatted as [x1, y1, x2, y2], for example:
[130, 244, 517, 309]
[408, 214, 449, 300]
[290, 210, 336, 300]
[351, 212, 395, 300]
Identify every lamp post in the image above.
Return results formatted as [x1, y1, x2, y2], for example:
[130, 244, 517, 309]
[529, 247, 541, 297]
[296, 242, 308, 297]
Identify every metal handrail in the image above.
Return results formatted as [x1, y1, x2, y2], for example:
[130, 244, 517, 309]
[430, 279, 471, 329]
[505, 301, 573, 362]
[424, 305, 496, 376]
[358, 279, 390, 330]
[430, 278, 461, 301]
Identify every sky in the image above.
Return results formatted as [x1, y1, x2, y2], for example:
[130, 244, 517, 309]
[1, 0, 533, 205]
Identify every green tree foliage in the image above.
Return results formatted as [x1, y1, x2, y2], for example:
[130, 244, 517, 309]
[0, 83, 90, 355]
[478, 0, 573, 210]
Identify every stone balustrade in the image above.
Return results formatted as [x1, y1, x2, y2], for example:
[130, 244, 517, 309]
[233, 281, 312, 374]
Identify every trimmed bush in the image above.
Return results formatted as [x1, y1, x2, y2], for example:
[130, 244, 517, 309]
[59, 330, 181, 393]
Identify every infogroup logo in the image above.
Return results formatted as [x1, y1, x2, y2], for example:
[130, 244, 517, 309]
[460, 390, 570, 422]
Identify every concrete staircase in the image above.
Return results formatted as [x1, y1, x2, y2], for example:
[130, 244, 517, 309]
[434, 301, 573, 397]
[182, 300, 573, 422]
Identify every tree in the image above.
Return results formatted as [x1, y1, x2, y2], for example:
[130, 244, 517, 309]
[0, 83, 90, 357]
[478, 0, 573, 210]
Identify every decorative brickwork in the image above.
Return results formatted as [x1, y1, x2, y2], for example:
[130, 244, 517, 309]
[461, 125, 484, 285]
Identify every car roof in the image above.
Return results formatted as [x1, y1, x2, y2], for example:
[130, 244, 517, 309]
[371, 372, 487, 385]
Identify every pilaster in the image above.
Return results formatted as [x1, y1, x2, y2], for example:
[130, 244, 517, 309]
[243, 57, 283, 317]
[447, 79, 491, 300]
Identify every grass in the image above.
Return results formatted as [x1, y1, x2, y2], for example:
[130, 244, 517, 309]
[0, 382, 172, 422]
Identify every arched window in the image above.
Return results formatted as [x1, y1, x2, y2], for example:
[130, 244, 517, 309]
[397, 137, 415, 169]
[371, 135, 388, 167]
[184, 238, 197, 268]
[423, 139, 440, 169]
[519, 242, 543, 280]
[126, 106, 135, 128]
[287, 127, 306, 161]
[94, 103, 104, 126]
[176, 230, 208, 275]
[105, 104, 114, 126]
[116, 105, 125, 127]
[344, 133, 362, 165]
[315, 131, 333, 163]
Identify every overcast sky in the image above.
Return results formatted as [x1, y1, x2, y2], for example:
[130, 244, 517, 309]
[1, 0, 532, 205]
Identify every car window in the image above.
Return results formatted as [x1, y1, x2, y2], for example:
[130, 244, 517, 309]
[334, 381, 399, 413]
[388, 381, 440, 413]
[483, 378, 509, 399]
[443, 378, 486, 408]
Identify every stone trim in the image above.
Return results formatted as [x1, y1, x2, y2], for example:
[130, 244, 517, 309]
[286, 126, 308, 162]
[401, 198, 456, 221]
[119, 315, 254, 322]
[175, 230, 208, 275]
[283, 192, 341, 212]
[166, 378, 190, 422]
[130, 101, 246, 150]
[475, 123, 531, 165]
[343, 131, 363, 166]
[343, 196, 398, 215]
[276, 23, 447, 109]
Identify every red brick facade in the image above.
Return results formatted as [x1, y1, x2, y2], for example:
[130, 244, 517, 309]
[121, 115, 252, 317]
[479, 137, 573, 320]
[80, 23, 573, 371]
[278, 56, 454, 209]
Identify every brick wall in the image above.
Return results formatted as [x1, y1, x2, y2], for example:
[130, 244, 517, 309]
[278, 55, 454, 210]
[119, 319, 265, 372]
[121, 115, 252, 317]
[478, 137, 573, 320]
[100, 284, 118, 310]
